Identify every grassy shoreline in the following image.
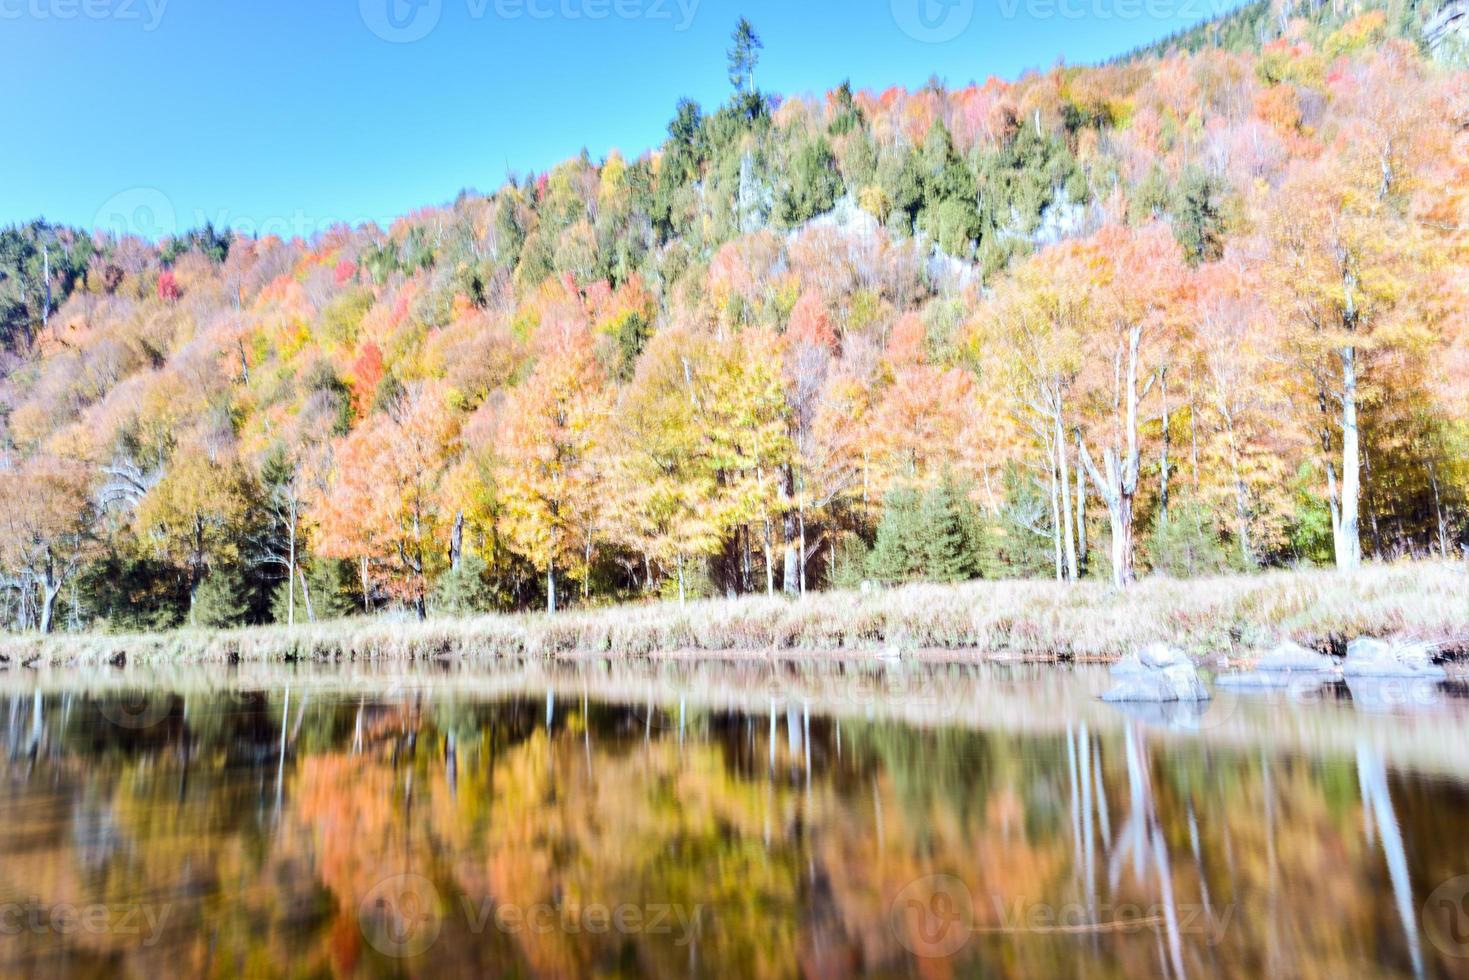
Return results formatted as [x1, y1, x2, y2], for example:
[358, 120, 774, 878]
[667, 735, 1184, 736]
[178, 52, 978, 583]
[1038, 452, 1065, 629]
[2, 562, 1465, 667]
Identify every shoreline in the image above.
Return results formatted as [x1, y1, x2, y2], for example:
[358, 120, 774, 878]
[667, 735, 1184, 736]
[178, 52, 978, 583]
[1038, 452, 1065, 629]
[2, 561, 1465, 668]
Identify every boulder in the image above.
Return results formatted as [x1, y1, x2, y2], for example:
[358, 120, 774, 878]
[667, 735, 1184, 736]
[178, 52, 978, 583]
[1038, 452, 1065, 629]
[1343, 638, 1447, 679]
[1218, 641, 1340, 688]
[1138, 642, 1191, 669]
[1256, 641, 1338, 674]
[1110, 652, 1148, 677]
[1102, 644, 1211, 703]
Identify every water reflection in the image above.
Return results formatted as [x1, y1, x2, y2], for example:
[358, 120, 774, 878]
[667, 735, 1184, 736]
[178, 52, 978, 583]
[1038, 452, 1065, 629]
[1, 660, 1467, 978]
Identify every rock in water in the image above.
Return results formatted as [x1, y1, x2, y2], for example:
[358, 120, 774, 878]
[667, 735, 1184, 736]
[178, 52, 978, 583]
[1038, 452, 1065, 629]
[1218, 641, 1341, 688]
[1256, 641, 1337, 673]
[1343, 638, 1447, 679]
[1102, 644, 1211, 703]
[1110, 652, 1147, 677]
[1137, 642, 1191, 669]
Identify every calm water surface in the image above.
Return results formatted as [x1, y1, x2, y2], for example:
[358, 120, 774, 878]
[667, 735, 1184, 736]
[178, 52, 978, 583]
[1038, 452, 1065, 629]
[2, 658, 1469, 978]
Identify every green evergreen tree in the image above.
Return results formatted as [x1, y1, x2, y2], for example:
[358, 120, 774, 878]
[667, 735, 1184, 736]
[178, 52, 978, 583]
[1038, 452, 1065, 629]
[868, 478, 987, 584]
[191, 567, 250, 629]
[270, 560, 360, 623]
[727, 18, 763, 95]
[1172, 167, 1226, 264]
[917, 481, 970, 582]
[868, 487, 925, 583]
[777, 137, 843, 226]
[432, 553, 497, 615]
[1146, 497, 1235, 578]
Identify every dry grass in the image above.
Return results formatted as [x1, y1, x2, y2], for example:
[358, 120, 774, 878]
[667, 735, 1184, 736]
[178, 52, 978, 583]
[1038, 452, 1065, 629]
[3, 561, 1465, 667]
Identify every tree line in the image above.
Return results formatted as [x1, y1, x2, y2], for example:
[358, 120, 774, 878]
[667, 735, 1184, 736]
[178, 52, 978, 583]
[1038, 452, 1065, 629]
[0, 15, 1465, 632]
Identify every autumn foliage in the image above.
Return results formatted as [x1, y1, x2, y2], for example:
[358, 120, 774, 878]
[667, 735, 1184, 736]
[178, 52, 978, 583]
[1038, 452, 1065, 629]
[1, 24, 1466, 631]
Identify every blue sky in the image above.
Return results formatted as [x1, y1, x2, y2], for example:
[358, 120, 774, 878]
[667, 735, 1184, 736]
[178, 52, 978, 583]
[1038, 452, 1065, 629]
[0, 0, 1236, 236]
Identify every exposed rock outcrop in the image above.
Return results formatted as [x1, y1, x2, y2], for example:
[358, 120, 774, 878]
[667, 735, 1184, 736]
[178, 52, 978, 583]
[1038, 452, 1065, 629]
[1102, 643, 1212, 702]
[1342, 637, 1447, 679]
[1217, 640, 1340, 688]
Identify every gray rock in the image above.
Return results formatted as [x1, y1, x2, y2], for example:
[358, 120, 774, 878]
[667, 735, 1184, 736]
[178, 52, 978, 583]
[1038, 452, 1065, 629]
[1343, 637, 1447, 679]
[1256, 641, 1338, 674]
[1425, 0, 1469, 58]
[1110, 652, 1148, 677]
[1102, 645, 1211, 703]
[1137, 642, 1192, 670]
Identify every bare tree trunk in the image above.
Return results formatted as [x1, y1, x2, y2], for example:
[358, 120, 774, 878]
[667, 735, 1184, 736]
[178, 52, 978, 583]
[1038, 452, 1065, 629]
[1224, 416, 1256, 568]
[1047, 437, 1064, 582]
[1081, 326, 1145, 589]
[1158, 368, 1171, 524]
[1429, 464, 1448, 557]
[781, 466, 799, 597]
[297, 565, 316, 623]
[798, 507, 808, 595]
[763, 519, 774, 596]
[1074, 428, 1088, 571]
[39, 584, 59, 636]
[287, 515, 296, 627]
[360, 556, 373, 614]
[547, 563, 557, 614]
[450, 511, 464, 572]
[1054, 404, 1078, 582]
[1338, 344, 1362, 569]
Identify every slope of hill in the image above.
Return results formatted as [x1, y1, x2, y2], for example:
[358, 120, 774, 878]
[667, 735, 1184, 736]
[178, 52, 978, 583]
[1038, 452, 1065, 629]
[0, 18, 1465, 635]
[1115, 0, 1469, 64]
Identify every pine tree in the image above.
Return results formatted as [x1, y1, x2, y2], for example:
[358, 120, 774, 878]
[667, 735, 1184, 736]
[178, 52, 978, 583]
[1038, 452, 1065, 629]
[727, 18, 763, 95]
[192, 567, 249, 629]
[868, 487, 923, 583]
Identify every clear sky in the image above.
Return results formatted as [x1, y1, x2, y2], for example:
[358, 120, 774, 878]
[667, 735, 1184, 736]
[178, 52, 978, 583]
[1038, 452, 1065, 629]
[0, 0, 1237, 237]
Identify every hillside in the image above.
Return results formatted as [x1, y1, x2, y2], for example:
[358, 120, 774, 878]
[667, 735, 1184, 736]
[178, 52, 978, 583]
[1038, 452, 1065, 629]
[0, 15, 1466, 635]
[1115, 0, 1469, 63]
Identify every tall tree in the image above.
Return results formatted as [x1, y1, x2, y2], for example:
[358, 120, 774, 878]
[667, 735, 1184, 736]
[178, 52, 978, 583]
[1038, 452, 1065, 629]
[0, 458, 97, 633]
[604, 328, 727, 602]
[727, 18, 763, 95]
[497, 310, 609, 613]
[1074, 223, 1190, 588]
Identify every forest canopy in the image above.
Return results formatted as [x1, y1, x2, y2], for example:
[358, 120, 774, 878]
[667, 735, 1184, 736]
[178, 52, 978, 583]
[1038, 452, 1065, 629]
[1, 9, 1466, 632]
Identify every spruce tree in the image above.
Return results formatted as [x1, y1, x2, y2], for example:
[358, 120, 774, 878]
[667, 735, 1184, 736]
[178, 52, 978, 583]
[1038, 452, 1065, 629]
[868, 487, 924, 583]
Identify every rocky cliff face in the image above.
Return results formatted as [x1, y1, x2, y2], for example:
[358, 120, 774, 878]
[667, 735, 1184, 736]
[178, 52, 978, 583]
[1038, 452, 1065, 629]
[1424, 0, 1469, 62]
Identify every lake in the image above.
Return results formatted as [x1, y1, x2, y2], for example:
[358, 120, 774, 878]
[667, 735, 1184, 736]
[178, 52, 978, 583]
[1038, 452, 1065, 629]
[2, 657, 1468, 978]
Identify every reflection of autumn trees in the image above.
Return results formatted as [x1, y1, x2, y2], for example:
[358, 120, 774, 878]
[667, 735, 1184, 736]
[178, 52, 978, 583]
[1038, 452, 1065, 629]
[3, 690, 1469, 978]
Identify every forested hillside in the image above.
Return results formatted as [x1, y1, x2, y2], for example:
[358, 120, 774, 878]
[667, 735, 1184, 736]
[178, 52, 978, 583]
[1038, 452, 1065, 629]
[1, 10, 1466, 633]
